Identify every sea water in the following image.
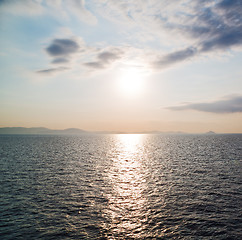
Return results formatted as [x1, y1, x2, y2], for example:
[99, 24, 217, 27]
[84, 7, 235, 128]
[0, 134, 241, 239]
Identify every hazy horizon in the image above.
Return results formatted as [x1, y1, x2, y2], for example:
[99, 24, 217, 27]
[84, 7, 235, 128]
[1, 1, 242, 133]
[0, 126, 241, 134]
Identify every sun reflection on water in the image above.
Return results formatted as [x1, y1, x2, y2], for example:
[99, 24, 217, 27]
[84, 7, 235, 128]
[105, 134, 148, 238]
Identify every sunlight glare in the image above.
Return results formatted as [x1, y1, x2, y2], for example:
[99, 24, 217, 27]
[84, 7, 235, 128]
[117, 68, 146, 97]
[106, 134, 147, 235]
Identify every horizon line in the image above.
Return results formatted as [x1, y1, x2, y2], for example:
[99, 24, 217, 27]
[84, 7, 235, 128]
[0, 126, 242, 134]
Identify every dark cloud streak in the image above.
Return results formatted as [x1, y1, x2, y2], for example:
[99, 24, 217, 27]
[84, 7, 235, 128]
[84, 61, 105, 69]
[153, 47, 197, 68]
[51, 57, 69, 64]
[84, 49, 122, 69]
[167, 95, 242, 113]
[36, 67, 69, 75]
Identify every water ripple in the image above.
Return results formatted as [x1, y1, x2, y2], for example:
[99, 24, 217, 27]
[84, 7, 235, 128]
[0, 134, 241, 239]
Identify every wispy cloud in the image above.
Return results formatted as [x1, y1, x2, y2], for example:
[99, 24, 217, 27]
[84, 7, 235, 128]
[36, 67, 69, 75]
[0, 0, 96, 24]
[152, 47, 197, 69]
[51, 57, 69, 64]
[66, 0, 97, 25]
[11, 0, 242, 73]
[93, 0, 242, 69]
[84, 48, 123, 69]
[0, 0, 43, 15]
[188, 1, 242, 53]
[167, 95, 242, 113]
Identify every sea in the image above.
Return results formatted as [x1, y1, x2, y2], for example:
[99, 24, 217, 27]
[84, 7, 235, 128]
[0, 134, 241, 239]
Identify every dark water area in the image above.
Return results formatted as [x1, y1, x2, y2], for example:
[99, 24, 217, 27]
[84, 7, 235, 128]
[0, 134, 241, 239]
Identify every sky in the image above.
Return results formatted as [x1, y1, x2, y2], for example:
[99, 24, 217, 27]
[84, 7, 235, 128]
[0, 0, 242, 133]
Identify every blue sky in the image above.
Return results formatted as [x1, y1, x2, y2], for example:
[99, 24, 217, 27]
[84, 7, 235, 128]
[1, 0, 242, 132]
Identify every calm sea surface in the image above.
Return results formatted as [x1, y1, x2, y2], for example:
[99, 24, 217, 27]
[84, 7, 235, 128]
[0, 134, 241, 239]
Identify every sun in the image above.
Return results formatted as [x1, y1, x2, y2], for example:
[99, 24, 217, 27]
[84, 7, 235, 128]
[117, 68, 146, 97]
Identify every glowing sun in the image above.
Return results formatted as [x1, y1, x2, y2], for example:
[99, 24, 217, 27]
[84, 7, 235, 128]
[117, 68, 145, 97]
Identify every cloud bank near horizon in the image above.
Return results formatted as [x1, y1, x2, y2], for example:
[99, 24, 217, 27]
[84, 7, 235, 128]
[167, 95, 242, 114]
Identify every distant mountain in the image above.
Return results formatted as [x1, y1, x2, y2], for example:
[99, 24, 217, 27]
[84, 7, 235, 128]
[205, 131, 216, 134]
[0, 127, 220, 135]
[59, 128, 86, 134]
[0, 127, 87, 135]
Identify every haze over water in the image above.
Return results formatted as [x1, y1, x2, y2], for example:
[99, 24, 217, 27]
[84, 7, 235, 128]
[0, 134, 241, 239]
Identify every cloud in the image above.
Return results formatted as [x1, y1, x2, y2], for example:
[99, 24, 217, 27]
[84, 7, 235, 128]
[0, 0, 43, 15]
[0, 0, 96, 24]
[167, 95, 242, 114]
[153, 47, 197, 69]
[84, 48, 123, 69]
[84, 61, 104, 69]
[151, 0, 242, 69]
[66, 0, 97, 25]
[98, 51, 121, 62]
[35, 38, 80, 75]
[39, 36, 129, 75]
[17, 0, 242, 74]
[36, 67, 69, 75]
[51, 57, 69, 64]
[179, 1, 242, 52]
[39, 38, 126, 75]
[192, 1, 242, 52]
[93, 0, 242, 69]
[46, 39, 79, 57]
